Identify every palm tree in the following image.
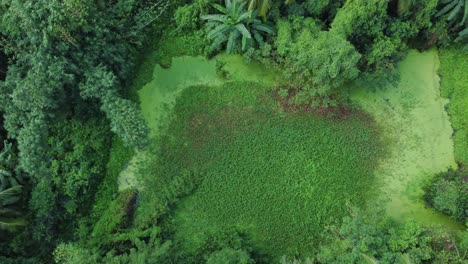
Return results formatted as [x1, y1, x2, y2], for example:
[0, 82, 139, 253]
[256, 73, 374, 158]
[0, 185, 26, 231]
[202, 0, 274, 54]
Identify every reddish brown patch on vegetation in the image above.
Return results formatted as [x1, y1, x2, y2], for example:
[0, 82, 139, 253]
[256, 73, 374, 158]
[274, 86, 352, 120]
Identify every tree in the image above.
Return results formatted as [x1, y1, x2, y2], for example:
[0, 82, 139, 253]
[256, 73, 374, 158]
[203, 0, 274, 54]
[275, 18, 361, 106]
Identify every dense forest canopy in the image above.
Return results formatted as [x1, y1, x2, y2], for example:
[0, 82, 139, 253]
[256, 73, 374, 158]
[0, 0, 467, 263]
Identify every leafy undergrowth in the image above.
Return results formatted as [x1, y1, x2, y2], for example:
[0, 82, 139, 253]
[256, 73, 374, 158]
[90, 137, 134, 223]
[439, 48, 468, 168]
[143, 81, 383, 259]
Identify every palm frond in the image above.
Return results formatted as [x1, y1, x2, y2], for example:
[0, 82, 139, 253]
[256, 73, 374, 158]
[236, 11, 251, 23]
[212, 3, 229, 15]
[258, 0, 271, 18]
[202, 14, 229, 23]
[211, 34, 229, 51]
[225, 0, 232, 11]
[361, 253, 379, 264]
[399, 253, 413, 264]
[436, 0, 460, 17]
[448, 0, 464, 21]
[207, 24, 230, 39]
[253, 32, 264, 46]
[252, 23, 274, 34]
[203, 0, 274, 54]
[227, 30, 240, 53]
[247, 0, 257, 12]
[235, 24, 252, 39]
[0, 185, 22, 206]
[462, 0, 468, 23]
[0, 218, 27, 231]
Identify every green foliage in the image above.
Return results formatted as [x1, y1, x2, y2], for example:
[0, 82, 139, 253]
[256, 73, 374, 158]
[424, 169, 467, 222]
[48, 119, 110, 215]
[331, 0, 440, 71]
[275, 18, 361, 106]
[202, 0, 274, 54]
[436, 0, 468, 49]
[317, 208, 467, 263]
[456, 27, 468, 50]
[0, 185, 25, 231]
[303, 0, 345, 18]
[80, 67, 149, 149]
[90, 190, 138, 247]
[439, 48, 468, 166]
[0, 137, 26, 232]
[26, 118, 110, 243]
[206, 248, 254, 264]
[155, 81, 382, 258]
[53, 243, 98, 264]
[100, 228, 171, 264]
[176, 4, 200, 30]
[90, 137, 134, 224]
[436, 0, 467, 24]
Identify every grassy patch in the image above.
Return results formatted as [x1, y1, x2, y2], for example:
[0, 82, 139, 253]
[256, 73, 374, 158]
[145, 81, 382, 259]
[439, 48, 468, 167]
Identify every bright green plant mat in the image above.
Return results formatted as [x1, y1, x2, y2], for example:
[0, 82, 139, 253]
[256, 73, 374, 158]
[158, 82, 383, 258]
[351, 50, 461, 230]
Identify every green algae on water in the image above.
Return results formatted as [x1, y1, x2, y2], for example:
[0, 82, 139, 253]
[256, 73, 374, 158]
[351, 50, 461, 230]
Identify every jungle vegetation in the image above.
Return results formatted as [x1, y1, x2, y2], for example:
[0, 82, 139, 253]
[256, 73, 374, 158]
[0, 0, 467, 263]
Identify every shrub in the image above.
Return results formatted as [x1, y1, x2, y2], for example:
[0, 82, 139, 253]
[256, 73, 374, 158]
[424, 169, 467, 222]
[175, 4, 200, 31]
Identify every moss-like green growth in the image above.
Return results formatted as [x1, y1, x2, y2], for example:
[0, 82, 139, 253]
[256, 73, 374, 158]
[439, 48, 468, 167]
[149, 81, 383, 258]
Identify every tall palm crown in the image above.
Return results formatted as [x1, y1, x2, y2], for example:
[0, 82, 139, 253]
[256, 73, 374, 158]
[202, 0, 274, 54]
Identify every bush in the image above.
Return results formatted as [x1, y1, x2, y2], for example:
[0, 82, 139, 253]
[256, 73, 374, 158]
[90, 190, 138, 247]
[175, 4, 200, 31]
[424, 169, 467, 222]
[275, 17, 361, 106]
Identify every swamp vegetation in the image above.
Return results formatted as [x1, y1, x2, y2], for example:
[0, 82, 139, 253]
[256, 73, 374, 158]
[0, 0, 467, 263]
